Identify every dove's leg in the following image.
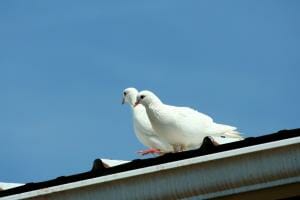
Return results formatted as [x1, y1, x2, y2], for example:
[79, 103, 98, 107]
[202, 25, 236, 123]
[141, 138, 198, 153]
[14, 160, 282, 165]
[173, 145, 179, 152]
[180, 145, 185, 152]
[137, 148, 161, 156]
[173, 144, 185, 152]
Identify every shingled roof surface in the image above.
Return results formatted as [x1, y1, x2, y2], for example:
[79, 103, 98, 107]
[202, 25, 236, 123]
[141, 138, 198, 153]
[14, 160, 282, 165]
[1, 128, 299, 197]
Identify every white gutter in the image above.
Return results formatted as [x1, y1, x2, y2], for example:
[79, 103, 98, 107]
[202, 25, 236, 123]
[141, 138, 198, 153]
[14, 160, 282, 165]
[2, 136, 300, 200]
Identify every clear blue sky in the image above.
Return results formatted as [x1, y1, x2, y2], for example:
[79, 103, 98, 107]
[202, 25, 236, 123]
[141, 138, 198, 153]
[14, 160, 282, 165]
[1, 1, 299, 183]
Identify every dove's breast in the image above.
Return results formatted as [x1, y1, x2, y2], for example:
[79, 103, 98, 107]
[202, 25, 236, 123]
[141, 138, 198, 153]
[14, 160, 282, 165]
[132, 106, 173, 152]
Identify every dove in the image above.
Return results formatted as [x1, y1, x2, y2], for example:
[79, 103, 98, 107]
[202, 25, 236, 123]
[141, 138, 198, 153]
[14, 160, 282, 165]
[122, 88, 173, 155]
[135, 90, 243, 152]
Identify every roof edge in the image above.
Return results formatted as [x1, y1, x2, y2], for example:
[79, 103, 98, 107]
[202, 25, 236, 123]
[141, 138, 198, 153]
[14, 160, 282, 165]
[3, 136, 300, 200]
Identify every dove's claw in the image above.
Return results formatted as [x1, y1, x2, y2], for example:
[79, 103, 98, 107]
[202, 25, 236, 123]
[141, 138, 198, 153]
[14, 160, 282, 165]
[137, 148, 161, 156]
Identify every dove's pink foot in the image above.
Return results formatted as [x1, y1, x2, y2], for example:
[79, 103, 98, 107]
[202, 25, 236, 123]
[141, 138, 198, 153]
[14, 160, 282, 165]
[137, 148, 161, 156]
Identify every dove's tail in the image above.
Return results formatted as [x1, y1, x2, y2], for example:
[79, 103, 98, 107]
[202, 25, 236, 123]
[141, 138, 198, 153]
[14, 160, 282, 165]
[209, 123, 244, 140]
[222, 130, 244, 140]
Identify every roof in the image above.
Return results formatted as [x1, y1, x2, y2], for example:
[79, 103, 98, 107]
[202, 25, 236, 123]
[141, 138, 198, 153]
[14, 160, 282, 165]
[1, 128, 299, 199]
[0, 160, 128, 192]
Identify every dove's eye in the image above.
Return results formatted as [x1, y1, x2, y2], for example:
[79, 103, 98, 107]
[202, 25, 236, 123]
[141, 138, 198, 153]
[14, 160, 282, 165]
[123, 92, 127, 96]
[140, 95, 145, 99]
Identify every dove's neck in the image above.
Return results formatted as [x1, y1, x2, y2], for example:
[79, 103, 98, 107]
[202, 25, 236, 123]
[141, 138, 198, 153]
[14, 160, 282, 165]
[128, 94, 138, 107]
[141, 95, 163, 118]
[142, 102, 162, 132]
[144, 101, 163, 119]
[145, 98, 163, 109]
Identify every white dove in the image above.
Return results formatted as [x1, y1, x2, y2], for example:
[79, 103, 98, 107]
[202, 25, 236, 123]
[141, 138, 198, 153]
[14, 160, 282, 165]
[135, 90, 243, 152]
[122, 88, 173, 155]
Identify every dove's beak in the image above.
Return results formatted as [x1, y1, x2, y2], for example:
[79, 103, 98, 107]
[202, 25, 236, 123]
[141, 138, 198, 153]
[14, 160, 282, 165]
[134, 100, 140, 107]
[122, 97, 125, 105]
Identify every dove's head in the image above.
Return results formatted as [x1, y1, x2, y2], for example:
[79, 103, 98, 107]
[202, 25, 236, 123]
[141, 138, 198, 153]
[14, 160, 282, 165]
[135, 90, 162, 108]
[122, 87, 139, 106]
